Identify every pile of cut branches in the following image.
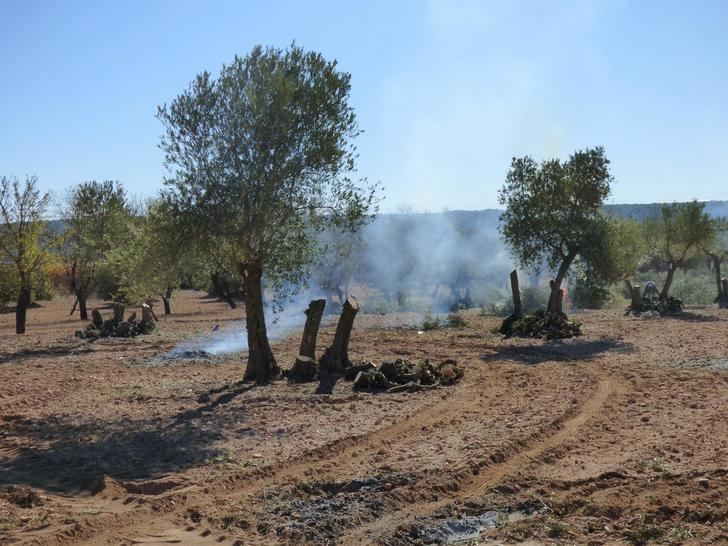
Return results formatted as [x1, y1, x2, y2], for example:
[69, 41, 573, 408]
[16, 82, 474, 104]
[499, 310, 581, 340]
[625, 296, 683, 317]
[352, 358, 463, 393]
[76, 308, 156, 339]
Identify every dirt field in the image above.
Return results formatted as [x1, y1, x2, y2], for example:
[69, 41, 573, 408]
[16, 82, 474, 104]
[1, 291, 727, 545]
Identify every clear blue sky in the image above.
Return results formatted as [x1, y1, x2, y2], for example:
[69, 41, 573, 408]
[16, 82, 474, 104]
[2, 0, 727, 211]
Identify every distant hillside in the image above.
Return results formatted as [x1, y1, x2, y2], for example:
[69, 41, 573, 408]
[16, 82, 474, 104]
[605, 200, 728, 221]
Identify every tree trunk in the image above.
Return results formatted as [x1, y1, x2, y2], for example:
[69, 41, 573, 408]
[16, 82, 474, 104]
[709, 254, 724, 302]
[298, 299, 326, 360]
[320, 296, 359, 374]
[547, 254, 575, 314]
[92, 308, 104, 328]
[162, 286, 173, 315]
[239, 260, 280, 384]
[630, 285, 642, 311]
[15, 286, 31, 334]
[660, 265, 677, 300]
[112, 303, 125, 322]
[509, 270, 522, 318]
[79, 297, 88, 321]
[211, 273, 237, 309]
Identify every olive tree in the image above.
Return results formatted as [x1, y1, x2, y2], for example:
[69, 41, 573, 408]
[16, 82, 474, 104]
[158, 44, 378, 384]
[58, 180, 130, 320]
[644, 201, 714, 300]
[0, 176, 52, 333]
[498, 147, 613, 314]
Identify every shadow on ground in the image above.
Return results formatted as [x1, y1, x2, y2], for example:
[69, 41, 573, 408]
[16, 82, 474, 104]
[668, 311, 723, 323]
[0, 345, 93, 365]
[481, 338, 634, 365]
[0, 385, 257, 494]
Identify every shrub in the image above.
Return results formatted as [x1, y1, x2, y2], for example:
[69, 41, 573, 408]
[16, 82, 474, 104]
[572, 275, 612, 309]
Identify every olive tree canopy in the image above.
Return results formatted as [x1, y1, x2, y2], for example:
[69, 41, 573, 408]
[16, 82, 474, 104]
[158, 44, 378, 383]
[498, 146, 614, 313]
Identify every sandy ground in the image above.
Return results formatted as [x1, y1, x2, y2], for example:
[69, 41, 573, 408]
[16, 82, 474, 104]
[0, 291, 726, 545]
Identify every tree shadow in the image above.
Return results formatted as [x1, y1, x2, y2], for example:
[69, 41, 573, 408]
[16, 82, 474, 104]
[0, 345, 93, 365]
[667, 311, 723, 323]
[315, 371, 340, 395]
[481, 338, 634, 365]
[0, 386, 257, 494]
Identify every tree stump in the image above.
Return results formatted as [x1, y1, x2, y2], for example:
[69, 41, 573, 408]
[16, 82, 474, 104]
[509, 270, 522, 318]
[141, 304, 156, 332]
[92, 309, 103, 328]
[298, 299, 326, 360]
[288, 355, 319, 383]
[319, 296, 359, 374]
[721, 278, 728, 308]
[112, 303, 125, 322]
[630, 285, 642, 311]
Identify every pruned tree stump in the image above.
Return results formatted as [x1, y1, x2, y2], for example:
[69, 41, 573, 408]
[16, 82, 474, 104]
[319, 296, 359, 374]
[288, 355, 319, 383]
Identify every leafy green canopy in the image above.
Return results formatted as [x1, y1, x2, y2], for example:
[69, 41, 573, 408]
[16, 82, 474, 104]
[58, 180, 131, 297]
[498, 146, 613, 275]
[645, 200, 715, 268]
[0, 176, 53, 287]
[157, 44, 378, 301]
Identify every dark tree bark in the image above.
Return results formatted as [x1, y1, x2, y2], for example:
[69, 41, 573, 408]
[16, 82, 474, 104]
[630, 285, 642, 311]
[239, 259, 280, 384]
[162, 286, 173, 315]
[112, 303, 125, 322]
[509, 269, 522, 318]
[660, 264, 677, 301]
[15, 285, 31, 334]
[319, 296, 359, 374]
[92, 308, 104, 328]
[211, 272, 237, 309]
[547, 252, 576, 314]
[708, 252, 726, 303]
[79, 297, 88, 321]
[298, 299, 326, 360]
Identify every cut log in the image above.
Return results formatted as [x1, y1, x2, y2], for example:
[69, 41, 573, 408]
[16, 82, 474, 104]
[92, 309, 103, 328]
[141, 304, 156, 332]
[509, 270, 522, 318]
[319, 296, 359, 374]
[298, 299, 326, 360]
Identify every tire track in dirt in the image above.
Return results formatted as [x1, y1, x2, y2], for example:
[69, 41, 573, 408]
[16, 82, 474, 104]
[340, 376, 620, 545]
[58, 380, 485, 546]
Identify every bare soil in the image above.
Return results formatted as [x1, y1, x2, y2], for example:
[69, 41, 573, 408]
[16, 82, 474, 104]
[1, 292, 726, 545]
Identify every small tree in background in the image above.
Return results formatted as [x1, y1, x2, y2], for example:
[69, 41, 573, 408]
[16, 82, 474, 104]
[158, 44, 379, 384]
[0, 176, 53, 334]
[498, 146, 614, 315]
[57, 180, 130, 320]
[703, 219, 728, 305]
[644, 201, 714, 300]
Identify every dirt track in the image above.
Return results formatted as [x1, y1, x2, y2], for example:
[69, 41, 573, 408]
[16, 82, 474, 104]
[1, 292, 727, 545]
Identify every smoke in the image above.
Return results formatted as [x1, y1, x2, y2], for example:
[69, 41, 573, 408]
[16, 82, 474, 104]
[168, 209, 525, 358]
[166, 293, 321, 357]
[343, 209, 517, 313]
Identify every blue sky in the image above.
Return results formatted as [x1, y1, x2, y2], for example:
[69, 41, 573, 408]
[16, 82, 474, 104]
[1, 0, 727, 211]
